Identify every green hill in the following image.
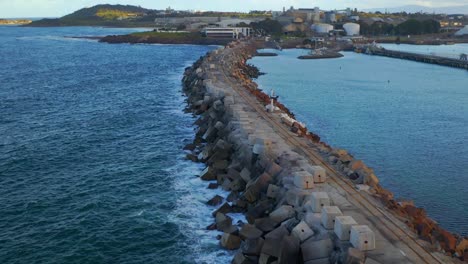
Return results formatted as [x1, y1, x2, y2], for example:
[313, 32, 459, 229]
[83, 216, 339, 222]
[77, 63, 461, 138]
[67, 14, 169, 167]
[27, 4, 156, 27]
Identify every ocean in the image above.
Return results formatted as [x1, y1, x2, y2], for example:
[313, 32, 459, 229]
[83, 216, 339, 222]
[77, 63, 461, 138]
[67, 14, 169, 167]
[0, 26, 236, 263]
[250, 48, 468, 236]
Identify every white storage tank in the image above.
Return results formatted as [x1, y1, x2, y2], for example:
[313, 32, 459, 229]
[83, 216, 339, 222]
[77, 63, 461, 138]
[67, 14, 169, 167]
[455, 25, 468, 36]
[321, 206, 343, 229]
[343, 22, 360, 36]
[350, 225, 376, 251]
[313, 23, 334, 34]
[334, 216, 358, 240]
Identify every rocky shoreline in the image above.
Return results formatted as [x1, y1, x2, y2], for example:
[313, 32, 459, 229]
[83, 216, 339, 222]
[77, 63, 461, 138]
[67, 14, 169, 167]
[181, 39, 467, 263]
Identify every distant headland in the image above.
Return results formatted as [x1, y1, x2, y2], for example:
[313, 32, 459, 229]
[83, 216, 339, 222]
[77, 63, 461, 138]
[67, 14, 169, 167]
[0, 19, 31, 25]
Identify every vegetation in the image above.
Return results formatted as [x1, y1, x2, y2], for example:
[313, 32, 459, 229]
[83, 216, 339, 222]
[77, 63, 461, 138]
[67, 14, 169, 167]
[360, 19, 440, 36]
[28, 4, 154, 27]
[250, 18, 283, 36]
[95, 9, 141, 20]
[395, 19, 440, 35]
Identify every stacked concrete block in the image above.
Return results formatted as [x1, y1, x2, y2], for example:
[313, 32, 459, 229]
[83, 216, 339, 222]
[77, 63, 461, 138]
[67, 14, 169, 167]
[293, 171, 315, 189]
[334, 216, 358, 241]
[291, 221, 314, 242]
[350, 225, 376, 251]
[320, 206, 343, 229]
[304, 192, 330, 213]
[308, 165, 327, 183]
[301, 238, 333, 263]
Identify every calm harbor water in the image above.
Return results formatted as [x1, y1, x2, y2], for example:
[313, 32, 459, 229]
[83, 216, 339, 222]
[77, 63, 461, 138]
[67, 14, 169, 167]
[0, 26, 236, 263]
[250, 48, 468, 235]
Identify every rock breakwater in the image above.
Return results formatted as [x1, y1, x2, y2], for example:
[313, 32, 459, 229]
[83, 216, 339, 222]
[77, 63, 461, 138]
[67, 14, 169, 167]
[181, 39, 467, 263]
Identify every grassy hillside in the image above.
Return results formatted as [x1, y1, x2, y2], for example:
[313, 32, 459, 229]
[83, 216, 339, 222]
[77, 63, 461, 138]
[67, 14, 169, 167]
[27, 4, 155, 27]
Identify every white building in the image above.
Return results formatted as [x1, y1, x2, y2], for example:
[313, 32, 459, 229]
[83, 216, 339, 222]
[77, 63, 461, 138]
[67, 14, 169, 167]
[202, 27, 252, 39]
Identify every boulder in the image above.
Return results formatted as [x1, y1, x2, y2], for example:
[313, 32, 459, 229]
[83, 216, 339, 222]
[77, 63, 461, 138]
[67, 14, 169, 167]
[364, 258, 382, 264]
[222, 178, 233, 191]
[207, 183, 218, 189]
[247, 200, 273, 223]
[241, 237, 265, 256]
[349, 160, 364, 171]
[231, 178, 247, 192]
[208, 150, 231, 163]
[186, 154, 198, 162]
[243, 173, 272, 203]
[456, 239, 468, 258]
[206, 223, 216, 230]
[345, 247, 365, 264]
[240, 167, 252, 182]
[258, 253, 276, 264]
[304, 258, 330, 264]
[227, 168, 241, 181]
[291, 220, 315, 242]
[215, 212, 232, 232]
[212, 202, 232, 217]
[227, 191, 239, 202]
[220, 233, 241, 250]
[200, 166, 216, 181]
[240, 224, 263, 240]
[207, 195, 223, 206]
[213, 160, 229, 170]
[267, 184, 280, 199]
[269, 205, 295, 223]
[262, 236, 284, 258]
[255, 217, 279, 232]
[285, 189, 308, 207]
[266, 162, 283, 177]
[301, 238, 333, 261]
[232, 251, 255, 264]
[277, 235, 300, 264]
[265, 225, 289, 239]
[183, 143, 196, 151]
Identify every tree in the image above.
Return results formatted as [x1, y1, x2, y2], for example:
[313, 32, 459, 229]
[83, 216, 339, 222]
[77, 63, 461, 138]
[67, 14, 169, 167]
[176, 24, 186, 31]
[421, 19, 440, 34]
[250, 18, 283, 36]
[396, 19, 422, 35]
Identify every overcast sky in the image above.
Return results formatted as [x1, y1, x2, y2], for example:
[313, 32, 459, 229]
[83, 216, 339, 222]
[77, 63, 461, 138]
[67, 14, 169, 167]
[1, 0, 467, 18]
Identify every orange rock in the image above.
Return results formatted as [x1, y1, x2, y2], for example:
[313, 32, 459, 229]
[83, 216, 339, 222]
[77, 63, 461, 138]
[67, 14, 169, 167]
[434, 229, 457, 253]
[456, 238, 468, 257]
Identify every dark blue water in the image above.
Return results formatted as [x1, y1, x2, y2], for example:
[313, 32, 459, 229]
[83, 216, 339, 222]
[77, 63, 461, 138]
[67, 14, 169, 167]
[250, 49, 468, 236]
[0, 26, 234, 263]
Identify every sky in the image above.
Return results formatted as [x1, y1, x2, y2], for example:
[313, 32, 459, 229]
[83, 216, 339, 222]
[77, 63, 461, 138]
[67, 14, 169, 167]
[1, 0, 467, 18]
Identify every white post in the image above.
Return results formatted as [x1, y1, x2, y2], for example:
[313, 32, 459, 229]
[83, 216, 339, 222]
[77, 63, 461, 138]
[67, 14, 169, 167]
[270, 89, 275, 111]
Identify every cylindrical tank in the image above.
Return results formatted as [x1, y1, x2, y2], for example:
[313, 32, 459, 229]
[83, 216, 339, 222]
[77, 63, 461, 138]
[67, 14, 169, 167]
[313, 23, 333, 33]
[455, 25, 468, 36]
[343, 23, 360, 36]
[325, 12, 336, 23]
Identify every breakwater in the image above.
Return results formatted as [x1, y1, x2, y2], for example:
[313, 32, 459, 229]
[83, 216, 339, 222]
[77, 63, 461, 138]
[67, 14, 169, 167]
[182, 39, 468, 263]
[358, 46, 468, 70]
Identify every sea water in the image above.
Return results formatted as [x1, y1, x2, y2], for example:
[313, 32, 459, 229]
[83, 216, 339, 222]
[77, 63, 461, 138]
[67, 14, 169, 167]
[0, 26, 232, 263]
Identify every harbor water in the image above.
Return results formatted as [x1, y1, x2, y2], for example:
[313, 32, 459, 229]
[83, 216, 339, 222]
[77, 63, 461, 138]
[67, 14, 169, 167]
[250, 48, 468, 236]
[0, 26, 236, 263]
